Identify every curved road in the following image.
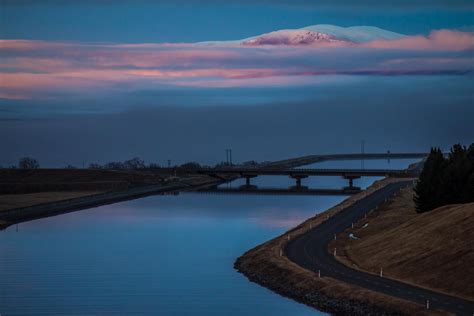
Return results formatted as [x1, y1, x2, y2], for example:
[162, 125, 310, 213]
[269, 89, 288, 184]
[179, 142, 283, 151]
[286, 181, 474, 315]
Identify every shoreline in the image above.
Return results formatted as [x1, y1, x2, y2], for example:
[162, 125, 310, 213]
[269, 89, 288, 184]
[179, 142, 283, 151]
[234, 177, 448, 315]
[0, 175, 230, 230]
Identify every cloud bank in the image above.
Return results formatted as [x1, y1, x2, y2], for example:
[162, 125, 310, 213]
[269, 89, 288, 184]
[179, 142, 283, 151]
[0, 29, 473, 100]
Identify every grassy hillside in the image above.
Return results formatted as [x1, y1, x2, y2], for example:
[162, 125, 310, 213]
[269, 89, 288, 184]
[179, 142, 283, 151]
[334, 188, 474, 301]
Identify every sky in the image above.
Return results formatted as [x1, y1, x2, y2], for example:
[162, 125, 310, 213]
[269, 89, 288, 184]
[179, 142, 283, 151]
[1, 0, 473, 42]
[1, 1, 473, 167]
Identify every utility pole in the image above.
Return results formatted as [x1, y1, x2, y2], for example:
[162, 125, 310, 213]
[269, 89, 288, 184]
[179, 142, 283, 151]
[225, 149, 233, 166]
[361, 140, 365, 170]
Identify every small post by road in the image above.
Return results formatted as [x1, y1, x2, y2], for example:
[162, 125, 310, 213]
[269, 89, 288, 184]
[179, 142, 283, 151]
[334, 234, 337, 241]
[361, 140, 365, 169]
[287, 234, 290, 241]
[426, 299, 430, 310]
[380, 267, 383, 277]
[351, 222, 354, 229]
[318, 269, 321, 278]
[333, 248, 337, 256]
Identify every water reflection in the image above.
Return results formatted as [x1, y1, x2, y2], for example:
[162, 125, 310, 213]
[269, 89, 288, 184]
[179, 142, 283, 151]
[0, 193, 330, 315]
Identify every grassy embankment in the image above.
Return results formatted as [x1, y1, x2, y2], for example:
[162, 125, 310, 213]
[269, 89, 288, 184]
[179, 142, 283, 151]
[0, 191, 106, 212]
[0, 168, 231, 228]
[0, 168, 177, 195]
[331, 187, 474, 301]
[235, 177, 448, 315]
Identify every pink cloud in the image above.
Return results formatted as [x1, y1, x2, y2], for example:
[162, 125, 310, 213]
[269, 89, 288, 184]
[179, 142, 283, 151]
[0, 92, 30, 100]
[0, 30, 473, 99]
[364, 30, 474, 51]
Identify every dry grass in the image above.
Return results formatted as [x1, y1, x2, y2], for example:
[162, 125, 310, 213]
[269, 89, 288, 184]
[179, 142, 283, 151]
[332, 188, 474, 301]
[0, 169, 233, 195]
[236, 177, 449, 315]
[0, 169, 165, 194]
[0, 191, 104, 212]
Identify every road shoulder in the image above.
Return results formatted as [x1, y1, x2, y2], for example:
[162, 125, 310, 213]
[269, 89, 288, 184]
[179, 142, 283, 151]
[330, 187, 474, 302]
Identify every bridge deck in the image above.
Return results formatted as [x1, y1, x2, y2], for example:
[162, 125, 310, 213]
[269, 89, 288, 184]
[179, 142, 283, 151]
[198, 168, 414, 177]
[261, 152, 427, 169]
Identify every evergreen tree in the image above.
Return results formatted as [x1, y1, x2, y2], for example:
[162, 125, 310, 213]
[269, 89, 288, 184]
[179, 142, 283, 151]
[414, 143, 474, 212]
[414, 147, 446, 212]
[465, 144, 474, 201]
[442, 144, 470, 204]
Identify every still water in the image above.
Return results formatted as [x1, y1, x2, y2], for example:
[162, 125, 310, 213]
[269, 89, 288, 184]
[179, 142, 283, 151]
[0, 159, 418, 315]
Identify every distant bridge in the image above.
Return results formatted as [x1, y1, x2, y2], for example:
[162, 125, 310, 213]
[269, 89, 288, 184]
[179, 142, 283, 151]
[260, 152, 427, 169]
[197, 168, 417, 189]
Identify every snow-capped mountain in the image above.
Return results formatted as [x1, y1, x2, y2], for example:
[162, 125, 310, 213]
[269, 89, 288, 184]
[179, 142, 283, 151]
[241, 29, 346, 46]
[196, 24, 405, 46]
[299, 25, 405, 42]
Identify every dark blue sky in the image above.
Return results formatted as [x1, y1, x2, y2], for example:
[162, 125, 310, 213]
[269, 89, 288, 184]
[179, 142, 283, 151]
[1, 1, 473, 167]
[1, 1, 473, 42]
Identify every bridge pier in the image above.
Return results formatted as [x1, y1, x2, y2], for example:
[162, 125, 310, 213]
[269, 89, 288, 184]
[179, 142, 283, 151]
[290, 175, 308, 189]
[296, 177, 302, 188]
[343, 175, 361, 190]
[242, 174, 258, 188]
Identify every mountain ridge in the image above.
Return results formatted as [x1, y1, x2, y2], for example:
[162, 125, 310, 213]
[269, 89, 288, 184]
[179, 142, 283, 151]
[196, 24, 405, 46]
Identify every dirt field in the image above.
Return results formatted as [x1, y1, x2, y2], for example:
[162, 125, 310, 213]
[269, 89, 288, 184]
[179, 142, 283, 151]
[331, 188, 474, 301]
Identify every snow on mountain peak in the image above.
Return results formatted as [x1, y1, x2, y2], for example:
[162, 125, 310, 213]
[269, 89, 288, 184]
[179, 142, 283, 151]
[241, 29, 347, 46]
[299, 25, 405, 42]
[195, 24, 406, 46]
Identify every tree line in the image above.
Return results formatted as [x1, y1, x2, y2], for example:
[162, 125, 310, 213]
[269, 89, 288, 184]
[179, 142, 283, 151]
[3, 156, 264, 170]
[414, 143, 474, 213]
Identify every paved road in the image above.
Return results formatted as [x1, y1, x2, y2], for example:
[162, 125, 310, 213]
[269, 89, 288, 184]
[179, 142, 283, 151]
[286, 181, 474, 315]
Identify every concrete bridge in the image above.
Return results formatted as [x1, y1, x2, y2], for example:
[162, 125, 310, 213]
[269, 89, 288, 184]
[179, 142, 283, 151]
[258, 152, 427, 169]
[197, 168, 416, 190]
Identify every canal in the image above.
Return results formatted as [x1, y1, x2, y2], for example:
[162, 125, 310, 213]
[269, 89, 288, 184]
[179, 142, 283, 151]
[0, 159, 418, 315]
